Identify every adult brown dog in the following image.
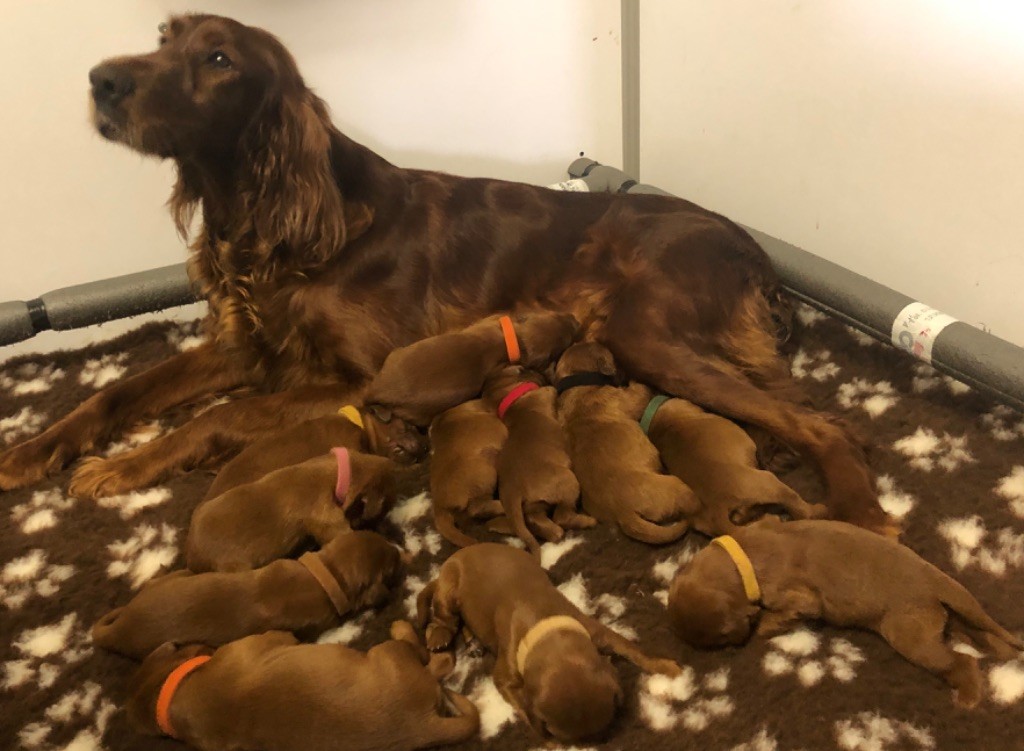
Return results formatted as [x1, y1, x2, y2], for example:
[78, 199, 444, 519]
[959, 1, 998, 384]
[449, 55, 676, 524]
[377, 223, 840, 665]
[124, 624, 479, 751]
[0, 13, 886, 534]
[417, 543, 679, 742]
[667, 519, 1023, 708]
[93, 530, 402, 659]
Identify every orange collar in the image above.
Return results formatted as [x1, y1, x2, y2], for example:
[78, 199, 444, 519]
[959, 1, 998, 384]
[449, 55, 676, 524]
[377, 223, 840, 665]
[156, 655, 211, 738]
[497, 382, 540, 419]
[499, 315, 521, 363]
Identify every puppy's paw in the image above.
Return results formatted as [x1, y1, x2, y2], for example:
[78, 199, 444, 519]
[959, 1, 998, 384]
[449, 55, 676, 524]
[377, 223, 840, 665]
[953, 686, 981, 710]
[68, 455, 148, 499]
[0, 436, 65, 490]
[428, 651, 456, 679]
[647, 657, 683, 677]
[426, 623, 456, 652]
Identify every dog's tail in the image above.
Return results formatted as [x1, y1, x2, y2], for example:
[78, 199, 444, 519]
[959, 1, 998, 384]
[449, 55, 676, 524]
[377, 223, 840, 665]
[503, 495, 542, 558]
[935, 569, 1023, 658]
[415, 580, 438, 630]
[432, 505, 480, 549]
[428, 688, 480, 746]
[618, 512, 689, 545]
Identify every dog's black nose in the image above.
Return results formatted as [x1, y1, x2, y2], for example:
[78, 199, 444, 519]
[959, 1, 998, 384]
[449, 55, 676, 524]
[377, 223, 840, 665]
[89, 63, 135, 106]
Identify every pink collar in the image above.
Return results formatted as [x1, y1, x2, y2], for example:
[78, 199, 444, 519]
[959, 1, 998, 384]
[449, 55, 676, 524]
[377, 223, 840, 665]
[330, 447, 351, 503]
[497, 382, 540, 420]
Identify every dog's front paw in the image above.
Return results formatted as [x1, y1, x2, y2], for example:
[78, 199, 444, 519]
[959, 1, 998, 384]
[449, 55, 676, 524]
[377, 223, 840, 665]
[647, 657, 683, 677]
[68, 455, 146, 499]
[0, 435, 66, 491]
[425, 623, 456, 652]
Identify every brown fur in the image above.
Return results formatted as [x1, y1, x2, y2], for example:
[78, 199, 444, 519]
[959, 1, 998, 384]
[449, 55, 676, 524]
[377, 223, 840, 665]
[365, 312, 579, 427]
[667, 519, 1024, 708]
[481, 366, 591, 555]
[124, 624, 478, 751]
[187, 450, 423, 572]
[416, 544, 679, 742]
[92, 531, 402, 658]
[646, 397, 828, 536]
[0, 14, 886, 536]
[428, 401, 508, 548]
[555, 344, 700, 544]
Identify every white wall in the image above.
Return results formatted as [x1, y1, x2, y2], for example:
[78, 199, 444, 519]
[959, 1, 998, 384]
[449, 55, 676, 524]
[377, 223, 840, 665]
[0, 0, 620, 358]
[639, 1, 1024, 346]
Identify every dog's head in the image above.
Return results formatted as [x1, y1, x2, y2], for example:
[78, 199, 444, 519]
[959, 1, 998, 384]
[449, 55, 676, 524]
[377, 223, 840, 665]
[511, 311, 580, 368]
[553, 341, 620, 382]
[361, 406, 430, 464]
[321, 530, 405, 609]
[125, 642, 214, 736]
[666, 552, 760, 648]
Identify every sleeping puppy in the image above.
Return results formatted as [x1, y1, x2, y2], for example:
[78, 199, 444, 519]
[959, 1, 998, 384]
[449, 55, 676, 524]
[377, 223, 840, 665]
[555, 343, 699, 544]
[643, 396, 826, 536]
[667, 519, 1023, 707]
[188, 448, 422, 572]
[417, 543, 679, 743]
[124, 623, 479, 751]
[365, 311, 579, 427]
[429, 400, 508, 548]
[481, 365, 591, 555]
[92, 531, 403, 659]
[207, 405, 427, 500]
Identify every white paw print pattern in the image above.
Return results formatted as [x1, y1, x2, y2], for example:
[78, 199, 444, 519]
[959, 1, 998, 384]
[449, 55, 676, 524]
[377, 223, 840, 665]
[18, 681, 117, 751]
[2, 614, 91, 691]
[795, 304, 827, 326]
[97, 487, 173, 520]
[0, 362, 65, 396]
[845, 326, 879, 347]
[995, 466, 1024, 519]
[11, 488, 76, 534]
[388, 493, 442, 560]
[0, 550, 74, 610]
[317, 610, 374, 646]
[892, 428, 975, 472]
[167, 324, 207, 352]
[730, 727, 780, 751]
[836, 378, 898, 418]
[876, 475, 916, 521]
[106, 522, 179, 588]
[911, 363, 970, 396]
[989, 657, 1024, 705]
[980, 405, 1024, 442]
[791, 348, 840, 381]
[937, 515, 1024, 575]
[650, 538, 703, 606]
[102, 420, 164, 457]
[834, 712, 935, 750]
[762, 629, 865, 686]
[78, 352, 129, 389]
[639, 667, 733, 732]
[0, 406, 46, 446]
[538, 535, 585, 570]
[557, 572, 636, 640]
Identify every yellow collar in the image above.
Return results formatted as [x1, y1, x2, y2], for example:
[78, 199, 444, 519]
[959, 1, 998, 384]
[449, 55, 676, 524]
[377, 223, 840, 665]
[711, 535, 761, 603]
[337, 405, 364, 430]
[515, 616, 591, 675]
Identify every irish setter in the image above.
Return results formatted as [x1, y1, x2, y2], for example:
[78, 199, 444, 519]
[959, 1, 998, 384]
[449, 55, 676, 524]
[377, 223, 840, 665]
[0, 14, 888, 532]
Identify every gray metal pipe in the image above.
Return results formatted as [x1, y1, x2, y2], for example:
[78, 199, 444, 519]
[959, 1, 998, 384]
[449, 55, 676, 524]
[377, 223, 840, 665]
[562, 158, 1024, 411]
[0, 264, 198, 347]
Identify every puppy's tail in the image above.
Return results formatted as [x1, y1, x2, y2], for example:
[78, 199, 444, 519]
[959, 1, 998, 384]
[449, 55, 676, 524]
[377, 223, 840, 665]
[936, 570, 1023, 658]
[415, 580, 438, 630]
[503, 495, 542, 558]
[619, 512, 689, 545]
[433, 506, 480, 549]
[428, 688, 480, 746]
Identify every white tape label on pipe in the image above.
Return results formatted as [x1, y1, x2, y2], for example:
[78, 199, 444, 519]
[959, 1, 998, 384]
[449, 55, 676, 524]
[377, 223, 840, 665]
[546, 179, 590, 192]
[890, 302, 958, 363]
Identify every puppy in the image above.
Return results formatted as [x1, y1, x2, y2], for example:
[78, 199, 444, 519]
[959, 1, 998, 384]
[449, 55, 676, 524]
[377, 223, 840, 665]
[93, 531, 402, 659]
[429, 400, 508, 548]
[555, 343, 699, 544]
[124, 623, 479, 751]
[365, 311, 579, 427]
[643, 396, 826, 536]
[667, 519, 1023, 708]
[481, 365, 591, 555]
[188, 448, 421, 572]
[417, 543, 679, 743]
[207, 405, 427, 500]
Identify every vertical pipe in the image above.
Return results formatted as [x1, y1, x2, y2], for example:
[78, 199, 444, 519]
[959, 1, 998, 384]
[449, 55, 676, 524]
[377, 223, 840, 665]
[620, 0, 641, 179]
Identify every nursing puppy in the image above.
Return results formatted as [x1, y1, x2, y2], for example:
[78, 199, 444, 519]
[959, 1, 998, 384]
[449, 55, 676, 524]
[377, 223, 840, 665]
[643, 396, 826, 536]
[429, 400, 507, 548]
[365, 311, 579, 427]
[667, 519, 1023, 708]
[555, 343, 699, 544]
[481, 365, 591, 555]
[188, 448, 419, 572]
[206, 406, 427, 500]
[93, 531, 402, 659]
[124, 624, 479, 751]
[417, 543, 679, 743]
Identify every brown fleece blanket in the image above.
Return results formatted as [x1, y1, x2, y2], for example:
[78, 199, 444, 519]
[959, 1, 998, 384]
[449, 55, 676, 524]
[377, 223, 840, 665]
[1, 306, 1022, 751]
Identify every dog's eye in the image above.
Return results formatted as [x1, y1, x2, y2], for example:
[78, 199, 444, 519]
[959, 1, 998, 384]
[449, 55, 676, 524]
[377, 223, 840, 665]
[207, 50, 232, 68]
[158, 36, 168, 46]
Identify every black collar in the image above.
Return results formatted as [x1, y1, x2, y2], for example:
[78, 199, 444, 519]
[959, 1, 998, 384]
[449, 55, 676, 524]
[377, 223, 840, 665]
[555, 372, 618, 394]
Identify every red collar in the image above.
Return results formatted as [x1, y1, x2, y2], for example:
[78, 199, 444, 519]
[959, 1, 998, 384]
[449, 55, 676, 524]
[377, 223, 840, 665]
[497, 382, 540, 419]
